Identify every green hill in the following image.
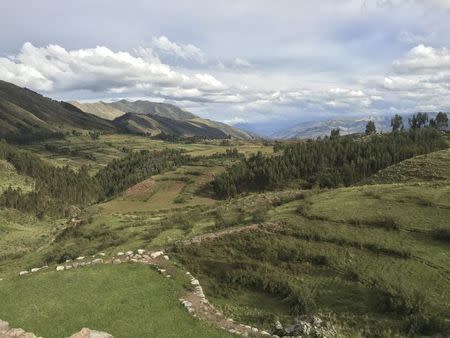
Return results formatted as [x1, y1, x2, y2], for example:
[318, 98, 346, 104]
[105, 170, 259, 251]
[0, 80, 116, 143]
[73, 99, 255, 140]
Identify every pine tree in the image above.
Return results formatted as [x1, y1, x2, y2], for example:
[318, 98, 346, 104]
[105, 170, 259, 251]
[365, 121, 376, 135]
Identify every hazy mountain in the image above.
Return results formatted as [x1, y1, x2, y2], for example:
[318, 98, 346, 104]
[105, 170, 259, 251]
[69, 101, 124, 120]
[269, 113, 448, 139]
[0, 80, 116, 143]
[74, 99, 255, 140]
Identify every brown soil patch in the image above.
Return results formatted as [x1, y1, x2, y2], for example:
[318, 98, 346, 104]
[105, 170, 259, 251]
[124, 178, 155, 197]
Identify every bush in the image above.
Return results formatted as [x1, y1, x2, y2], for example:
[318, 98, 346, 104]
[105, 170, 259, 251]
[431, 228, 450, 243]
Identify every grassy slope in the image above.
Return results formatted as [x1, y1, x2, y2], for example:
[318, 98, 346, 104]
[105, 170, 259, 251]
[0, 159, 34, 193]
[0, 264, 230, 338]
[169, 144, 450, 336]
[1, 135, 448, 337]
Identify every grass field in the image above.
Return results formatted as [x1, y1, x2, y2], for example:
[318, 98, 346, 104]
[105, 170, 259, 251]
[0, 264, 231, 338]
[1, 135, 449, 337]
[22, 134, 273, 173]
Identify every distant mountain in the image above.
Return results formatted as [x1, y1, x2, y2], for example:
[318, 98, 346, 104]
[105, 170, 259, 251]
[273, 113, 450, 139]
[74, 99, 254, 140]
[0, 80, 116, 143]
[270, 116, 393, 139]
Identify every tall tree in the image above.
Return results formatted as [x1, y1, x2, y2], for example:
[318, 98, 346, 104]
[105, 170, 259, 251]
[330, 128, 340, 139]
[435, 112, 448, 131]
[391, 114, 403, 132]
[409, 113, 428, 129]
[365, 121, 377, 135]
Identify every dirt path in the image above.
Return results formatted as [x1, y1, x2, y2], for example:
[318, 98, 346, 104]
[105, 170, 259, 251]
[182, 222, 280, 245]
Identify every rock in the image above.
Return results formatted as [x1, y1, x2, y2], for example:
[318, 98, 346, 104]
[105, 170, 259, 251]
[117, 252, 124, 256]
[99, 253, 106, 256]
[19, 271, 29, 276]
[92, 258, 104, 265]
[163, 255, 170, 260]
[261, 331, 270, 336]
[31, 268, 40, 273]
[251, 327, 258, 332]
[56, 266, 65, 271]
[126, 250, 133, 256]
[0, 320, 9, 332]
[69, 328, 113, 338]
[275, 320, 283, 330]
[191, 279, 200, 286]
[72, 263, 79, 268]
[66, 259, 72, 263]
[76, 256, 85, 261]
[65, 265, 73, 270]
[150, 251, 164, 258]
[113, 259, 121, 264]
[137, 249, 145, 255]
[6, 328, 25, 336]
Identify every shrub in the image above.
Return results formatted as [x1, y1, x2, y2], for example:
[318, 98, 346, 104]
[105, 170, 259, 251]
[431, 228, 450, 243]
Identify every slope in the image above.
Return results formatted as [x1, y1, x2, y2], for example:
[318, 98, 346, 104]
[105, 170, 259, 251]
[0, 80, 117, 143]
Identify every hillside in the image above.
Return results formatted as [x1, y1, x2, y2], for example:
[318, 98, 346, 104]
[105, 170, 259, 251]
[68, 101, 124, 120]
[74, 99, 255, 140]
[0, 132, 449, 337]
[0, 80, 117, 143]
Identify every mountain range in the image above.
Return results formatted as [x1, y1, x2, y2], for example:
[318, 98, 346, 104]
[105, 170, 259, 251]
[72, 100, 254, 139]
[0, 80, 253, 143]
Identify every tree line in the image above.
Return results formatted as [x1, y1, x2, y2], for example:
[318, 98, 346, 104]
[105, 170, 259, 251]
[212, 128, 448, 198]
[0, 141, 190, 216]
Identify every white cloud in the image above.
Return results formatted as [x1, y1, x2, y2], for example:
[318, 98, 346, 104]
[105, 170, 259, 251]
[0, 42, 224, 101]
[393, 44, 450, 74]
[151, 36, 206, 63]
[232, 57, 252, 68]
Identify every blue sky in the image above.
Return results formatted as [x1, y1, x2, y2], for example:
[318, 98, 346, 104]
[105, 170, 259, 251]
[1, 0, 450, 125]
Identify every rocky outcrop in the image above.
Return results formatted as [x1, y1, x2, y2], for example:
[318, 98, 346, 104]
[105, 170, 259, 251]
[272, 316, 337, 337]
[68, 328, 113, 338]
[0, 319, 41, 338]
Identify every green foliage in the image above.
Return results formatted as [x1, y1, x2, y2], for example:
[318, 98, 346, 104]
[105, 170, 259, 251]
[391, 114, 404, 132]
[95, 148, 189, 197]
[365, 120, 376, 135]
[0, 141, 99, 215]
[213, 129, 447, 198]
[409, 112, 429, 129]
[431, 227, 450, 243]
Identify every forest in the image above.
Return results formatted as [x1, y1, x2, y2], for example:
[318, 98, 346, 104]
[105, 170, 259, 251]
[212, 128, 448, 198]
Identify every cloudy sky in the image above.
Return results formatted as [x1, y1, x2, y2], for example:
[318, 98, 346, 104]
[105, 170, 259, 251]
[1, 0, 450, 127]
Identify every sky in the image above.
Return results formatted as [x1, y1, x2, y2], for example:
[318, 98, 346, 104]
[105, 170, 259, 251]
[1, 0, 450, 127]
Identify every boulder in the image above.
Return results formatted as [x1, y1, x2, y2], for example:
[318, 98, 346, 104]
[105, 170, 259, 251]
[137, 249, 145, 255]
[76, 256, 85, 261]
[92, 258, 103, 265]
[0, 320, 9, 332]
[19, 271, 29, 276]
[126, 251, 133, 256]
[31, 268, 40, 273]
[117, 252, 124, 256]
[150, 251, 164, 258]
[69, 328, 113, 338]
[56, 266, 65, 271]
[163, 255, 170, 260]
[6, 328, 25, 336]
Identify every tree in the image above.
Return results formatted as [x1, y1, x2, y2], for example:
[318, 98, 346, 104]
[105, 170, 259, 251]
[330, 128, 340, 139]
[435, 112, 448, 131]
[409, 113, 428, 129]
[365, 121, 376, 135]
[391, 114, 403, 132]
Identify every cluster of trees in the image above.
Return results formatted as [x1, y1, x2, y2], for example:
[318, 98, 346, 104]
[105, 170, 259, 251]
[0, 141, 190, 215]
[365, 112, 448, 136]
[0, 141, 98, 215]
[95, 149, 190, 198]
[212, 128, 447, 198]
